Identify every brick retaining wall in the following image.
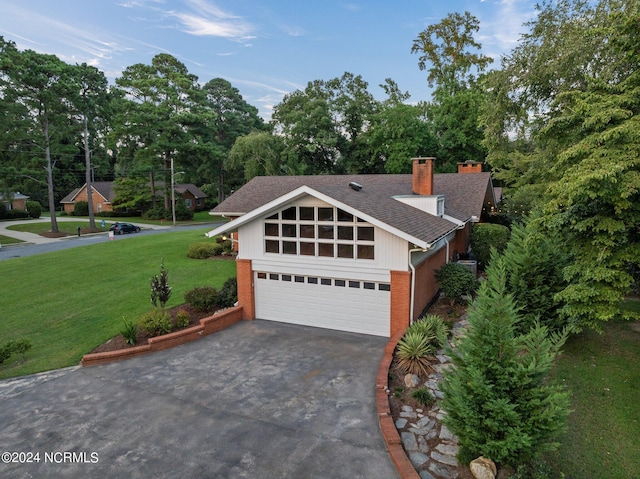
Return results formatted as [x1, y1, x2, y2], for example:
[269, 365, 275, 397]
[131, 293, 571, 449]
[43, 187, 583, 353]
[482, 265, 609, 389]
[81, 306, 244, 367]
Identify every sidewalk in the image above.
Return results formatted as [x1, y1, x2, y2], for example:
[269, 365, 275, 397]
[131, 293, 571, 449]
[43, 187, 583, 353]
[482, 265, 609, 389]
[0, 217, 169, 246]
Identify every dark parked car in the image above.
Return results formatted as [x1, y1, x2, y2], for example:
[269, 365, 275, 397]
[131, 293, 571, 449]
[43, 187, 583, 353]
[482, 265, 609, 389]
[109, 222, 141, 235]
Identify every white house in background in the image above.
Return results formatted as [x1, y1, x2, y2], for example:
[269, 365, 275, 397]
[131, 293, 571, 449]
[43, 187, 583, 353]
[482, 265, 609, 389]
[206, 158, 497, 338]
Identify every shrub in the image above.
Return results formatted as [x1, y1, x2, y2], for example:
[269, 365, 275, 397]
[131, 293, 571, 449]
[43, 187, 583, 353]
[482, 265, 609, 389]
[217, 277, 238, 308]
[0, 202, 6, 219]
[26, 201, 42, 218]
[440, 257, 570, 467]
[150, 259, 172, 308]
[187, 242, 222, 259]
[410, 314, 449, 350]
[410, 387, 436, 408]
[396, 329, 435, 377]
[176, 309, 191, 328]
[470, 222, 511, 268]
[120, 319, 138, 346]
[174, 199, 193, 221]
[185, 286, 219, 312]
[73, 201, 89, 216]
[435, 263, 478, 305]
[0, 339, 32, 364]
[6, 209, 29, 219]
[139, 309, 172, 337]
[143, 206, 171, 220]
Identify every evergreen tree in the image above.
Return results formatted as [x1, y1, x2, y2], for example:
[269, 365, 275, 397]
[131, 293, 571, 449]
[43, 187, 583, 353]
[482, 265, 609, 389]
[441, 257, 570, 467]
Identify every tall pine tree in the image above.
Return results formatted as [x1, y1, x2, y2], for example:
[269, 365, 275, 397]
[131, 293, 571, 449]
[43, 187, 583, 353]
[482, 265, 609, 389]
[441, 257, 570, 467]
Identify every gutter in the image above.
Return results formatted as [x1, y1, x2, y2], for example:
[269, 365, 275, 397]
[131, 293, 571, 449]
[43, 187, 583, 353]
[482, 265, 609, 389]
[409, 246, 429, 325]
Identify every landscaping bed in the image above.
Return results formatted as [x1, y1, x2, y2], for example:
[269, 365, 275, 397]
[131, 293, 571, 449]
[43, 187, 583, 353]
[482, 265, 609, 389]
[89, 303, 221, 354]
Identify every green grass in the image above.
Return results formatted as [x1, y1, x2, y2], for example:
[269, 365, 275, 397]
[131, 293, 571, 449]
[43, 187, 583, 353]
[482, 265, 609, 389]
[545, 319, 640, 478]
[0, 234, 23, 245]
[0, 228, 236, 379]
[8, 221, 103, 235]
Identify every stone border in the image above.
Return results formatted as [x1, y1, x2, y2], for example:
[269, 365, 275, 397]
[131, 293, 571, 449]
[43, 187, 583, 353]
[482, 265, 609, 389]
[80, 306, 244, 367]
[376, 329, 421, 479]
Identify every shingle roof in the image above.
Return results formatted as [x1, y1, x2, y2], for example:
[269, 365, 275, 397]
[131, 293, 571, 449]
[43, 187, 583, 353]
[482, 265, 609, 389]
[211, 172, 493, 245]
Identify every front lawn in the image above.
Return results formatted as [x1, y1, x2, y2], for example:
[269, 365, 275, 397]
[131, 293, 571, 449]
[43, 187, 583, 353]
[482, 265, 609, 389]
[0, 234, 23, 245]
[0, 228, 235, 379]
[545, 318, 640, 478]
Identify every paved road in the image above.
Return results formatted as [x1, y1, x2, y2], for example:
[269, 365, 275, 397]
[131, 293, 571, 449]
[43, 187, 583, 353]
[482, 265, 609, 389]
[0, 218, 218, 260]
[0, 320, 397, 479]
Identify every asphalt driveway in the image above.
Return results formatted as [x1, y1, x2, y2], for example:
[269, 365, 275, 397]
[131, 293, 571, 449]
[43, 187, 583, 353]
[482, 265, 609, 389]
[0, 320, 397, 479]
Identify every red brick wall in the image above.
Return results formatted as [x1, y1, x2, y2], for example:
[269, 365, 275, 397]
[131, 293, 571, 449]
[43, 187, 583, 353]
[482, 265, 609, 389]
[236, 259, 255, 320]
[412, 247, 447, 320]
[450, 223, 471, 258]
[390, 270, 411, 337]
[67, 186, 112, 213]
[457, 162, 483, 174]
[412, 157, 435, 196]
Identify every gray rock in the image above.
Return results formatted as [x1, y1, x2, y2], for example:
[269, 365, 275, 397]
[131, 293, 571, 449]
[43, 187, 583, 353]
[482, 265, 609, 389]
[395, 417, 408, 429]
[429, 460, 458, 479]
[439, 424, 456, 440]
[419, 470, 437, 479]
[417, 417, 435, 429]
[436, 443, 460, 456]
[408, 451, 430, 467]
[431, 450, 459, 466]
[400, 411, 418, 419]
[401, 431, 418, 451]
[401, 405, 414, 412]
[417, 435, 429, 453]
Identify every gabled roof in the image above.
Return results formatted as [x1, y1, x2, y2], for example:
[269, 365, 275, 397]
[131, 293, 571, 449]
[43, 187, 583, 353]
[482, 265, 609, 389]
[60, 182, 114, 204]
[207, 172, 494, 248]
[60, 182, 207, 204]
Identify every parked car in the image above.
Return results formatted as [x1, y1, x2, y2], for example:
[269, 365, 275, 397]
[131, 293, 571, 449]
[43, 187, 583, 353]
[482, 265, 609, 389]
[109, 222, 141, 235]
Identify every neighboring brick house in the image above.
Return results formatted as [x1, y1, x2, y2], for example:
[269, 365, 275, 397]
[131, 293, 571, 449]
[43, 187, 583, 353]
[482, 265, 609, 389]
[206, 158, 497, 338]
[0, 192, 30, 210]
[60, 182, 207, 214]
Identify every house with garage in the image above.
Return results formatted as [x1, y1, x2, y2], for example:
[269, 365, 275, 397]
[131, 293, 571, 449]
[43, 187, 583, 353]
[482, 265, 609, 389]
[206, 158, 497, 338]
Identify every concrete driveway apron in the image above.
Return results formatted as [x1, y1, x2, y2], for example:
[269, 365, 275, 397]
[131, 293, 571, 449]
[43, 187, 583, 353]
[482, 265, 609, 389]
[0, 320, 398, 479]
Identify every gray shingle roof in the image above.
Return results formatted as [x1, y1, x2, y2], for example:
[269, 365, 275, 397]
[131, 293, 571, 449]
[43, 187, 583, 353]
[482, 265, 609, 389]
[211, 172, 493, 245]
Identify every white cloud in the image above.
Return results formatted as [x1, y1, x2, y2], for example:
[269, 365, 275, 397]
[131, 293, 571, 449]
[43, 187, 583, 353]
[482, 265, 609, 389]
[477, 0, 536, 60]
[166, 0, 255, 40]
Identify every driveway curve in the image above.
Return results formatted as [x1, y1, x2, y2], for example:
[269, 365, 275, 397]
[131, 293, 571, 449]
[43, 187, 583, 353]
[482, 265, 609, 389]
[0, 320, 397, 479]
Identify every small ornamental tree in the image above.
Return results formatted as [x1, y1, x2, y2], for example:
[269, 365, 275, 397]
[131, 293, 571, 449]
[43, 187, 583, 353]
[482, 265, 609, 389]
[440, 256, 570, 467]
[470, 223, 510, 268]
[150, 259, 172, 308]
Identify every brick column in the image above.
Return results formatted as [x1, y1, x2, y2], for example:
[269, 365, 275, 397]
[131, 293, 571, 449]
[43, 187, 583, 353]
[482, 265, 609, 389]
[236, 259, 255, 320]
[390, 270, 412, 338]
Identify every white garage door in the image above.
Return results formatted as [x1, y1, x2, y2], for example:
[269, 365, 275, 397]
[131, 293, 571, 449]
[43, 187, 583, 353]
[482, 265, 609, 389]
[254, 271, 391, 337]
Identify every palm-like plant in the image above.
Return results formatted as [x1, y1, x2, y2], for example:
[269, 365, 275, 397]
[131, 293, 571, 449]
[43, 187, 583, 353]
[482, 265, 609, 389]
[396, 330, 436, 377]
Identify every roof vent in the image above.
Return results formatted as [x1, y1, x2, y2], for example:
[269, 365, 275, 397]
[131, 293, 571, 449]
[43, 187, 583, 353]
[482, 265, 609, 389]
[349, 181, 363, 191]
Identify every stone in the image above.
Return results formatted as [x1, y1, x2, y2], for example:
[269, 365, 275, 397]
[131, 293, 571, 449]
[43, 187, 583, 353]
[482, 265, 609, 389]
[431, 450, 458, 466]
[419, 470, 437, 479]
[405, 373, 421, 388]
[395, 417, 408, 429]
[470, 456, 497, 479]
[401, 431, 418, 451]
[401, 405, 414, 412]
[439, 424, 456, 440]
[429, 460, 458, 479]
[400, 411, 418, 419]
[416, 417, 435, 429]
[417, 435, 429, 452]
[435, 443, 459, 456]
[408, 451, 430, 467]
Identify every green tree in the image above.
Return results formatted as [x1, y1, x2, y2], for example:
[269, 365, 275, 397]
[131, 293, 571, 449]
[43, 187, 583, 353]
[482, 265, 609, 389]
[499, 221, 570, 334]
[537, 7, 640, 328]
[111, 54, 201, 209]
[271, 72, 377, 174]
[193, 78, 265, 202]
[411, 11, 492, 171]
[227, 131, 288, 181]
[0, 42, 78, 232]
[366, 79, 435, 174]
[441, 257, 570, 467]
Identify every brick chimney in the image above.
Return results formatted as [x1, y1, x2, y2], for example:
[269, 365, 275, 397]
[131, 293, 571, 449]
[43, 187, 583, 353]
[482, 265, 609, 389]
[457, 162, 483, 174]
[412, 157, 435, 195]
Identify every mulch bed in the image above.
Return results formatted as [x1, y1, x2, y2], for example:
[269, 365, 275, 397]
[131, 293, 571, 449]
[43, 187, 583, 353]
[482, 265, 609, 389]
[89, 304, 220, 354]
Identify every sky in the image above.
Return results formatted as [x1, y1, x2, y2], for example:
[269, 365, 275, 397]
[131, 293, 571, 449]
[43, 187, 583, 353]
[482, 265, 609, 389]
[0, 0, 537, 120]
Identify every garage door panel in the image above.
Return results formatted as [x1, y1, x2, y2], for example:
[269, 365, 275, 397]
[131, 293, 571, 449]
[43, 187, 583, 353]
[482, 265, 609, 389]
[255, 272, 390, 337]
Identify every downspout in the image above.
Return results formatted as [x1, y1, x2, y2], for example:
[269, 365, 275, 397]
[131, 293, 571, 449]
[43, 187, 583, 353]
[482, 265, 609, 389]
[409, 246, 429, 325]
